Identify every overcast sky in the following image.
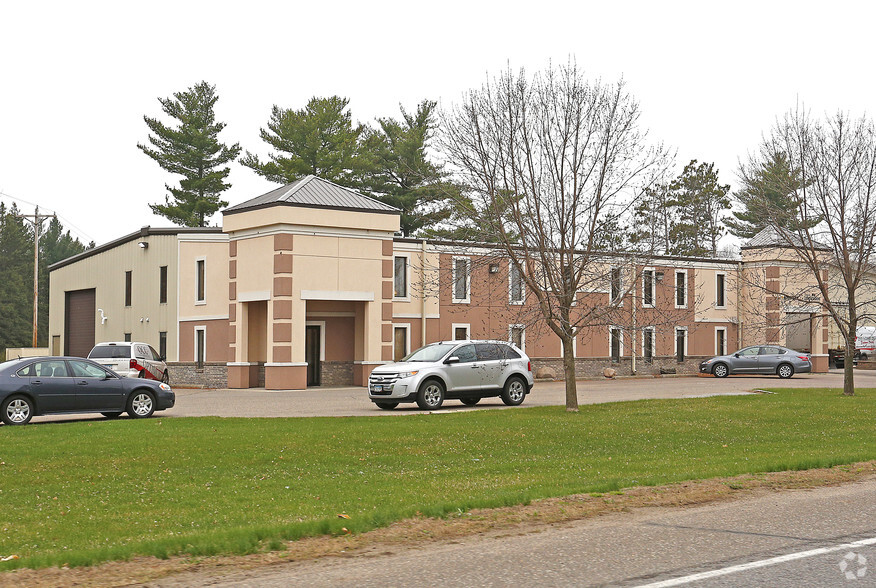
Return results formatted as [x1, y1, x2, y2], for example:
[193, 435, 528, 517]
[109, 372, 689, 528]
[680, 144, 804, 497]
[1, 0, 873, 247]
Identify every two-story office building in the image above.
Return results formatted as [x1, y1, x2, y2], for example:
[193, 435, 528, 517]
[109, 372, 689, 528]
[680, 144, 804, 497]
[48, 176, 830, 388]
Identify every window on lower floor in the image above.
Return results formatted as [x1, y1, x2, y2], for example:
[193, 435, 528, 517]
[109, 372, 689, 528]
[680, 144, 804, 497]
[124, 332, 131, 342]
[676, 328, 687, 362]
[610, 327, 622, 363]
[393, 326, 408, 361]
[195, 327, 205, 368]
[509, 325, 525, 351]
[453, 324, 470, 340]
[643, 328, 655, 363]
[716, 327, 726, 356]
[159, 331, 167, 360]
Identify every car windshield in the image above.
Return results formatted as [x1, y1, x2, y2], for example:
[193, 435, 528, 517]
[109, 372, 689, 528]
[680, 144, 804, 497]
[88, 345, 131, 359]
[401, 343, 457, 362]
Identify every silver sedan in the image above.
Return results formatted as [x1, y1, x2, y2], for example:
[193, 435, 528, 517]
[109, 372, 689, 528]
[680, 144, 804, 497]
[699, 345, 812, 379]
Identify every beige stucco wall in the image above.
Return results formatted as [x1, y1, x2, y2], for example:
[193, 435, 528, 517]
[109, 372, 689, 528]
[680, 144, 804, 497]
[223, 206, 399, 234]
[48, 233, 180, 358]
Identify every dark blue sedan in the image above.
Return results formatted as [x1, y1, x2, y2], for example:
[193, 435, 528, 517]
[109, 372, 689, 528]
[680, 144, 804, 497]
[0, 356, 174, 425]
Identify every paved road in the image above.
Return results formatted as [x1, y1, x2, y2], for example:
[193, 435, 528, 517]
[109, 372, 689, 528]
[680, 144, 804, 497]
[151, 478, 876, 587]
[28, 369, 876, 423]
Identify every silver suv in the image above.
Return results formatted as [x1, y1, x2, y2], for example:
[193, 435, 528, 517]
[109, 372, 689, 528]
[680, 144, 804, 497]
[368, 340, 534, 410]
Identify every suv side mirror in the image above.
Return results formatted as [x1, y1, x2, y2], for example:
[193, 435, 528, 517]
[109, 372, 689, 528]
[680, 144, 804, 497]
[445, 356, 460, 364]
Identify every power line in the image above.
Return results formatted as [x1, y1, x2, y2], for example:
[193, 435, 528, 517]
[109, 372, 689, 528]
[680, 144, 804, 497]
[0, 190, 96, 244]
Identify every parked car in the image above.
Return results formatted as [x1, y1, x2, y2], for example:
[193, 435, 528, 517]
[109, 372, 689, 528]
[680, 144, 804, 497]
[87, 342, 169, 383]
[699, 345, 811, 379]
[368, 340, 534, 410]
[830, 348, 860, 369]
[0, 356, 174, 425]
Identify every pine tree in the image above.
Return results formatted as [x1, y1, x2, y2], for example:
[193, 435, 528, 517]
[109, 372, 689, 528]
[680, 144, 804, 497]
[666, 160, 731, 256]
[0, 203, 35, 354]
[139, 81, 241, 227]
[360, 100, 459, 236]
[240, 96, 367, 186]
[726, 151, 813, 239]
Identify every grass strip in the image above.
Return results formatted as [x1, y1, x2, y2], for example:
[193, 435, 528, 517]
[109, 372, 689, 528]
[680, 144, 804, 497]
[0, 387, 873, 570]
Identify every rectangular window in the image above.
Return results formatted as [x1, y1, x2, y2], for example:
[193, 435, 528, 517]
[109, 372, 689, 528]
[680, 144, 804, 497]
[610, 327, 622, 363]
[452, 257, 470, 303]
[159, 265, 168, 304]
[124, 333, 131, 342]
[643, 328, 655, 363]
[676, 327, 687, 363]
[394, 256, 407, 298]
[509, 263, 523, 303]
[125, 270, 132, 307]
[643, 269, 654, 307]
[675, 271, 687, 308]
[453, 324, 470, 340]
[610, 267, 622, 302]
[195, 327, 206, 368]
[715, 327, 727, 356]
[393, 326, 408, 361]
[196, 259, 205, 303]
[159, 331, 167, 360]
[716, 273, 726, 308]
[509, 325, 525, 351]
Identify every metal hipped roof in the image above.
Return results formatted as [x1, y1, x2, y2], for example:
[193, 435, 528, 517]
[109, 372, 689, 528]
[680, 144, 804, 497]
[224, 175, 399, 215]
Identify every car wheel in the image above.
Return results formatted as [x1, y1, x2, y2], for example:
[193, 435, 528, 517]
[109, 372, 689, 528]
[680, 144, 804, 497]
[2, 395, 34, 425]
[416, 379, 445, 410]
[712, 363, 729, 378]
[375, 402, 398, 410]
[777, 363, 794, 379]
[127, 390, 156, 418]
[501, 376, 527, 406]
[161, 370, 169, 384]
[101, 412, 122, 419]
[460, 397, 480, 406]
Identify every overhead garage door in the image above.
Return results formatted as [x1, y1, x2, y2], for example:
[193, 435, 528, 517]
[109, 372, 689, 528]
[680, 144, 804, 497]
[65, 289, 95, 357]
[785, 313, 812, 352]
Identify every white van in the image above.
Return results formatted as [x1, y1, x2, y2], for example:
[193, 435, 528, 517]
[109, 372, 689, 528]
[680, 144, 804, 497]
[87, 342, 169, 383]
[857, 326, 876, 359]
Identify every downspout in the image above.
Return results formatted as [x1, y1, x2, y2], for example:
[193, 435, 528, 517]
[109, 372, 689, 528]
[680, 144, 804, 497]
[736, 260, 743, 349]
[421, 239, 428, 347]
[631, 259, 637, 375]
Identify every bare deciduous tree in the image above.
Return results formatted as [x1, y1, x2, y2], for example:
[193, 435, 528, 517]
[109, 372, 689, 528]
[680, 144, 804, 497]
[741, 107, 876, 395]
[440, 62, 671, 411]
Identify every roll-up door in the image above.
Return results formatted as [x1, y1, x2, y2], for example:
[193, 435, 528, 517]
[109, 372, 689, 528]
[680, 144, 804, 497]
[64, 288, 95, 357]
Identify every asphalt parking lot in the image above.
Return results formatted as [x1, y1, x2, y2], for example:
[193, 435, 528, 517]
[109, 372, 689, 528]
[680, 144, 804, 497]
[27, 369, 876, 424]
[159, 368, 876, 419]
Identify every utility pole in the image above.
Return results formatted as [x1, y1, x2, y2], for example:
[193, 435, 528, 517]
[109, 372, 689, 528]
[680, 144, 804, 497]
[18, 206, 54, 348]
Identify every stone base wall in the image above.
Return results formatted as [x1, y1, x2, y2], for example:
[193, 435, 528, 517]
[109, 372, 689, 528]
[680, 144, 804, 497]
[168, 362, 229, 388]
[532, 356, 706, 379]
[319, 361, 354, 386]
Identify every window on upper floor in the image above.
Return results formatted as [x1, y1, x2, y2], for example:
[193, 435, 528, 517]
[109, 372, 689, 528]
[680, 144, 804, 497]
[125, 270, 132, 307]
[716, 272, 726, 308]
[610, 267, 622, 303]
[452, 257, 470, 303]
[643, 269, 655, 307]
[196, 259, 205, 303]
[159, 265, 168, 304]
[509, 263, 524, 304]
[394, 256, 407, 298]
[675, 271, 687, 308]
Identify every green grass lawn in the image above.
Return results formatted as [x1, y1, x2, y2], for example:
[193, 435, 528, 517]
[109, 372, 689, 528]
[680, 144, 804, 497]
[1, 388, 874, 570]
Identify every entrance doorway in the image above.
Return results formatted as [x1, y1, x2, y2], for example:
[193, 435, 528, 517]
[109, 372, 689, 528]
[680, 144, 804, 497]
[306, 325, 321, 386]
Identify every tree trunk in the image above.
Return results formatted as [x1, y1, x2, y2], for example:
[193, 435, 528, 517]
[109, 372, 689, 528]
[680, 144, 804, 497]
[561, 334, 579, 412]
[844, 321, 856, 396]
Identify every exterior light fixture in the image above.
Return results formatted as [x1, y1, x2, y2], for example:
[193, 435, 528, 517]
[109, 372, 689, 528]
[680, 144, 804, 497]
[138, 241, 149, 249]
[489, 264, 499, 274]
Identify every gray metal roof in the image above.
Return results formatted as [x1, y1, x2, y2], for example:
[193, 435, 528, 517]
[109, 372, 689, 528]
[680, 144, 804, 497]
[743, 226, 822, 250]
[224, 175, 399, 215]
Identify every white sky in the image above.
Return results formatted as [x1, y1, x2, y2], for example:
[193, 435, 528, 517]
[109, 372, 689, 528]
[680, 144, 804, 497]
[1, 0, 873, 247]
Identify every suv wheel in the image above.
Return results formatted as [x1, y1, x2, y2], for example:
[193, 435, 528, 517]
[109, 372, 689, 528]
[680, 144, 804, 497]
[460, 397, 480, 406]
[375, 401, 398, 410]
[416, 379, 445, 410]
[501, 376, 527, 406]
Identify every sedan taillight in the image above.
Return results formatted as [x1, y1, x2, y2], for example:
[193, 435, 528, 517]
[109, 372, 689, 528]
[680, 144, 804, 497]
[798, 356, 810, 362]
